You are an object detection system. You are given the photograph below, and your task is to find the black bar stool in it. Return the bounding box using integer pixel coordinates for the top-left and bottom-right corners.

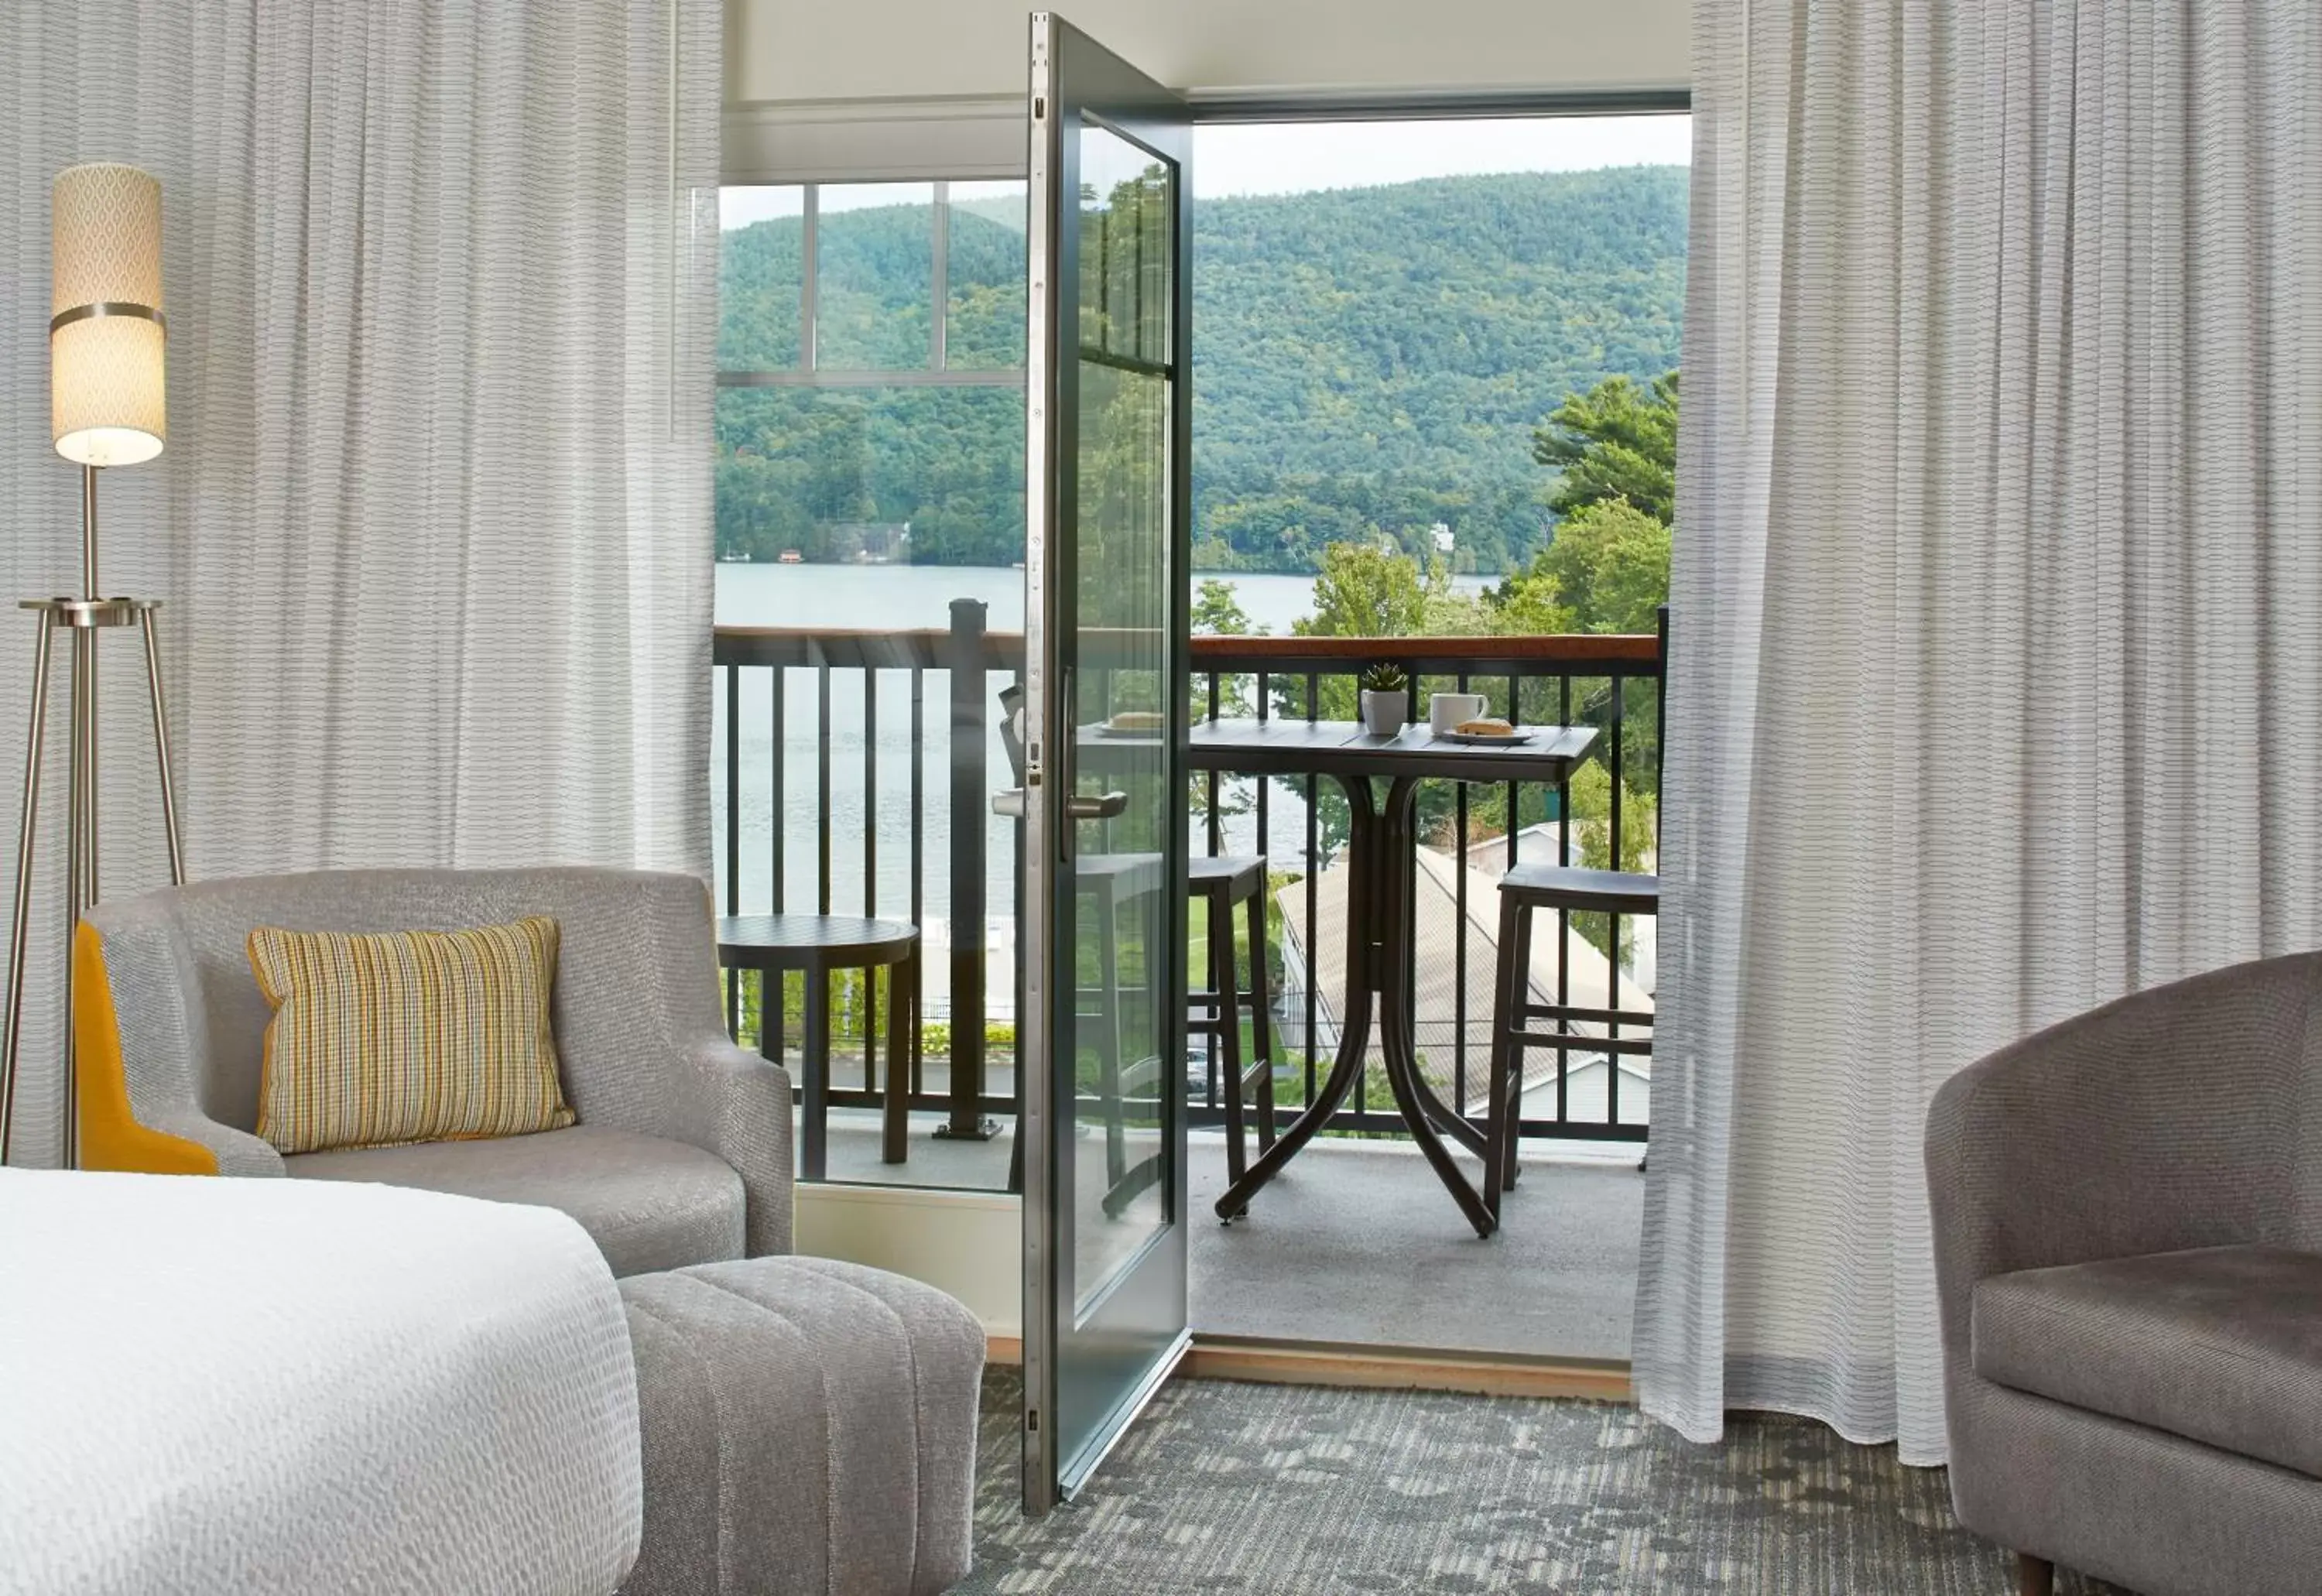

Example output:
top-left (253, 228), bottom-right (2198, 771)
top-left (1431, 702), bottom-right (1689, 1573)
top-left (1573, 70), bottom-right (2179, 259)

top-left (717, 915), bottom-right (920, 1183)
top-left (1484, 865), bottom-right (1657, 1219)
top-left (1070, 851), bottom-right (1168, 1200)
top-left (1066, 851), bottom-right (1278, 1219)
top-left (1187, 853), bottom-right (1279, 1185)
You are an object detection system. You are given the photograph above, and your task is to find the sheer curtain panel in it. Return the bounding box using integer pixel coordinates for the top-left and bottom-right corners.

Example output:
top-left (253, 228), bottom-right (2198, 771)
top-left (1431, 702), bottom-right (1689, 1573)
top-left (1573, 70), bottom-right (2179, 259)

top-left (1639, 0), bottom-right (2322, 1463)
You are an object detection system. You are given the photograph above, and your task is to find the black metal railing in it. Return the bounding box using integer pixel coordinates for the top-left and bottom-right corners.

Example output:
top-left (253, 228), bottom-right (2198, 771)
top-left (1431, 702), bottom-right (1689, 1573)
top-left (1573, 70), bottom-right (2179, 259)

top-left (711, 605), bottom-right (1664, 1174)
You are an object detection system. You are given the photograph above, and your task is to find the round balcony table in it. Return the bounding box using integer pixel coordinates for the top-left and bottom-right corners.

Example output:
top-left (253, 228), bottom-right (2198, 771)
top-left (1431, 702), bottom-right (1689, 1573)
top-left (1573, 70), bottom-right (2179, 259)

top-left (716, 915), bottom-right (920, 1182)
top-left (1079, 717), bottom-right (1599, 1237)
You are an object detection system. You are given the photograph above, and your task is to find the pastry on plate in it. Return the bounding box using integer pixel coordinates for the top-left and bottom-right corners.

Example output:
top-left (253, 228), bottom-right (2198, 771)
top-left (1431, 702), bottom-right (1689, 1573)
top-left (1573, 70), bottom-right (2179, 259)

top-left (1106, 710), bottom-right (1164, 731)
top-left (1454, 718), bottom-right (1515, 737)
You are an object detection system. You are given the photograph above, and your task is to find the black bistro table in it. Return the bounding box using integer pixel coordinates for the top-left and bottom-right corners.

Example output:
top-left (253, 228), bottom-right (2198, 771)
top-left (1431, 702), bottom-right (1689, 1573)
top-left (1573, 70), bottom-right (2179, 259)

top-left (1085, 716), bottom-right (1596, 1237)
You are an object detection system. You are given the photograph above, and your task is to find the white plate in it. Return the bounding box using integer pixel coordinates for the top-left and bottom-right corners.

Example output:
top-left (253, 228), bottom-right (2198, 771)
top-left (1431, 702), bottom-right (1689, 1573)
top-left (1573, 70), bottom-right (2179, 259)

top-left (1438, 728), bottom-right (1534, 745)
top-left (1094, 719), bottom-right (1165, 737)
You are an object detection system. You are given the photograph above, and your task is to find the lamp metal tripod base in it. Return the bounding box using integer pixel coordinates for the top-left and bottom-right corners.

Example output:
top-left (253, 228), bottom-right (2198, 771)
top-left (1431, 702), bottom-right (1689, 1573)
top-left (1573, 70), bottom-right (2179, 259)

top-left (0, 488), bottom-right (187, 1170)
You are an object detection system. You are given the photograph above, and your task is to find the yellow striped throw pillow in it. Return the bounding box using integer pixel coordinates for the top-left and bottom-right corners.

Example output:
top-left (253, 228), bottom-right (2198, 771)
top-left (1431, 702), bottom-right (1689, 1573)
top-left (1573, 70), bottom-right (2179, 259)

top-left (248, 917), bottom-right (574, 1155)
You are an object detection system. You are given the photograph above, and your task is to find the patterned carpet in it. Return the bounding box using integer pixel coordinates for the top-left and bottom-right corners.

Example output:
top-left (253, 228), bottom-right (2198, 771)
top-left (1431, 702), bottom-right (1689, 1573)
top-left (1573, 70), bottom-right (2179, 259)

top-left (952, 1370), bottom-right (2125, 1595)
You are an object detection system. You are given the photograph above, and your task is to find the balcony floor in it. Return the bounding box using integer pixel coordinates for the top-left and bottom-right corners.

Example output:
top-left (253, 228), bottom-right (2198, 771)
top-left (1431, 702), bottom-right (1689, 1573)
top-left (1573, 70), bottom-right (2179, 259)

top-left (1188, 1137), bottom-right (1642, 1361)
top-left (817, 1111), bottom-right (1642, 1361)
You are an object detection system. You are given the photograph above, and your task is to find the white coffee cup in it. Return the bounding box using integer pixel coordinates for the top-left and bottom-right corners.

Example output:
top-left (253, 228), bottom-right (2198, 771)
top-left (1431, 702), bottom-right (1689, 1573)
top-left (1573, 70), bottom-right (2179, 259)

top-left (1430, 692), bottom-right (1488, 735)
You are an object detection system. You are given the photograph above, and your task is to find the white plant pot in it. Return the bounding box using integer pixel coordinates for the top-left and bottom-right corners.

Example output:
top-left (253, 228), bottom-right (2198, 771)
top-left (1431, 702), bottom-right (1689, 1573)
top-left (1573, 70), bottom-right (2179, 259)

top-left (1359, 689), bottom-right (1407, 736)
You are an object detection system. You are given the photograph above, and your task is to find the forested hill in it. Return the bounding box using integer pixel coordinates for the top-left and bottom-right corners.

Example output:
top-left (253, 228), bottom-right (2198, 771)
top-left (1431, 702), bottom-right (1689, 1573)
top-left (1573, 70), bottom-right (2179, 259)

top-left (714, 165), bottom-right (1687, 574)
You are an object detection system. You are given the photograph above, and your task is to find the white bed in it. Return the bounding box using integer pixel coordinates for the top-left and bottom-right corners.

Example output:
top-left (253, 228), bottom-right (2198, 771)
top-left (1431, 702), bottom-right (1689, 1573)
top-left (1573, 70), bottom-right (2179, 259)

top-left (0, 1168), bottom-right (641, 1596)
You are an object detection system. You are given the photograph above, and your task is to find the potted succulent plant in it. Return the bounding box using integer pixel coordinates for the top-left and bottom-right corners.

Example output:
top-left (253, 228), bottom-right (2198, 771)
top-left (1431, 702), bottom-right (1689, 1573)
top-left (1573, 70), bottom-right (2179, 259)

top-left (1358, 662), bottom-right (1409, 735)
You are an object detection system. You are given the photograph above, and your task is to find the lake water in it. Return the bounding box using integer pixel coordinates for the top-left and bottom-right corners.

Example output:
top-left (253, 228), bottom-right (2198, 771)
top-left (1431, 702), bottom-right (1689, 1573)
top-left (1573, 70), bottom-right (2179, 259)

top-left (712, 560), bottom-right (1388, 635)
top-left (711, 560), bottom-right (1490, 1020)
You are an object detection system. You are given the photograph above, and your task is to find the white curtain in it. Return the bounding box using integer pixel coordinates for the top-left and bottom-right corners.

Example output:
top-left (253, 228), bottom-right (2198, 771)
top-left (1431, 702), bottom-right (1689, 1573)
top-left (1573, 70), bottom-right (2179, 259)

top-left (1640, 0), bottom-right (2322, 1463)
top-left (0, 0), bottom-right (720, 1169)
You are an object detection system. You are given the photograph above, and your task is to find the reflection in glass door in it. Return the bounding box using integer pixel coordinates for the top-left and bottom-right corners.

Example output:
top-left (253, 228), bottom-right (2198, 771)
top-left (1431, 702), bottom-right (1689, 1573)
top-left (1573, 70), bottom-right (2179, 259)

top-left (1020, 12), bottom-right (1193, 1514)
top-left (1068, 129), bottom-right (1174, 1313)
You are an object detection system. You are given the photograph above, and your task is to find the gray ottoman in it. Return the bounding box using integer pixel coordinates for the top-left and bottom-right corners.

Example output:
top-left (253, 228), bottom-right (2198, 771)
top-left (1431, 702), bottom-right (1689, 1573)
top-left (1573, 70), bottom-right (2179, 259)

top-left (615, 1256), bottom-right (985, 1596)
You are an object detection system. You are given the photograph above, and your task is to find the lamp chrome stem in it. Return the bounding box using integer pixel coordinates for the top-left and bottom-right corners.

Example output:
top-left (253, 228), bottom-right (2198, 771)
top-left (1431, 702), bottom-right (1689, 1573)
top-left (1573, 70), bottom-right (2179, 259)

top-left (82, 463), bottom-right (98, 598)
top-left (81, 465), bottom-right (98, 904)
top-left (0, 619), bottom-right (56, 1167)
top-left (60, 624), bottom-right (88, 1169)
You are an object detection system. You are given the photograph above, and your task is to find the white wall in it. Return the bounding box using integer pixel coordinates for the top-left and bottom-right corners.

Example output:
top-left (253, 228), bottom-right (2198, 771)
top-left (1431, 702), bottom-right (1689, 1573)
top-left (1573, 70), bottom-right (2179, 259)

top-left (725, 0), bottom-right (1690, 106)
top-left (794, 1184), bottom-right (1023, 1337)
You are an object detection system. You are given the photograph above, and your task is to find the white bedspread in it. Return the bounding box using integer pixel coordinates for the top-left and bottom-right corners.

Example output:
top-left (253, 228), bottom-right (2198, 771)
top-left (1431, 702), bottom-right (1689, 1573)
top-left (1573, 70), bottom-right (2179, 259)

top-left (0, 1169), bottom-right (641, 1596)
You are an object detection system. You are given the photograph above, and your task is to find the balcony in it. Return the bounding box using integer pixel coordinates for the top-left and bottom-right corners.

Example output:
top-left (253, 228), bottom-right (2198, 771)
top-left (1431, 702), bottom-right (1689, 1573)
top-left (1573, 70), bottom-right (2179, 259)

top-left (712, 611), bottom-right (1659, 1359)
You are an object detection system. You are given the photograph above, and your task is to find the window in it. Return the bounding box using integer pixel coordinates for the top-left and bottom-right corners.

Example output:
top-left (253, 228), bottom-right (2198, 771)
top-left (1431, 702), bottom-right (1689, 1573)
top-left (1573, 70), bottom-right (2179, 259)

top-left (716, 181), bottom-right (1029, 577)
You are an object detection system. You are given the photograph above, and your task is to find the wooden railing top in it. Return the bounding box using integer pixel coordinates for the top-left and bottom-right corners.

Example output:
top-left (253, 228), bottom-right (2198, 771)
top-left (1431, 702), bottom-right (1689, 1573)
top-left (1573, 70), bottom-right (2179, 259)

top-left (713, 627), bottom-right (1015, 670)
top-left (714, 625), bottom-right (1661, 673)
top-left (1191, 632), bottom-right (1660, 670)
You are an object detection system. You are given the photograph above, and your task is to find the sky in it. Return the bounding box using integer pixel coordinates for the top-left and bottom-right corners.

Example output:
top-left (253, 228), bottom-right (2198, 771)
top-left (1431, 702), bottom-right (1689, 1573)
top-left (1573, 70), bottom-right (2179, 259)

top-left (720, 114), bottom-right (1690, 228)
top-left (1193, 114), bottom-right (1689, 200)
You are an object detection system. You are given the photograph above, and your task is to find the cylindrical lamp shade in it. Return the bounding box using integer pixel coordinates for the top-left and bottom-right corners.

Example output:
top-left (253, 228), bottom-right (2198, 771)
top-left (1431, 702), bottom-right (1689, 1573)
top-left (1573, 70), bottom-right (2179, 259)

top-left (51, 163), bottom-right (166, 467)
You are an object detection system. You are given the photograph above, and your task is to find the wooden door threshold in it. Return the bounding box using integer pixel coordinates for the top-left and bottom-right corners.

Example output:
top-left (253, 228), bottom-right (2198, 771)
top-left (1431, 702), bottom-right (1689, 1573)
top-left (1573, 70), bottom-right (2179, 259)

top-left (986, 1332), bottom-right (1628, 1402)
top-left (1180, 1334), bottom-right (1631, 1402)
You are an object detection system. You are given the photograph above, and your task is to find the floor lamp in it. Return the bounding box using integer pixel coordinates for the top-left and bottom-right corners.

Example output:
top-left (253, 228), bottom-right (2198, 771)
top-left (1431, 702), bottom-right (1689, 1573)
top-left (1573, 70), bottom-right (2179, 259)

top-left (0, 163), bottom-right (187, 1169)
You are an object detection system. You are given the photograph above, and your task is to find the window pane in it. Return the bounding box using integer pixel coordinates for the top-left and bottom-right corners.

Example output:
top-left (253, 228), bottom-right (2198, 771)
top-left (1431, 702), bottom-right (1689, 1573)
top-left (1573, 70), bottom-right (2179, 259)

top-left (715, 386), bottom-right (1026, 568)
top-left (717, 186), bottom-right (804, 370)
top-left (944, 180), bottom-right (1027, 372)
top-left (816, 183), bottom-right (935, 370)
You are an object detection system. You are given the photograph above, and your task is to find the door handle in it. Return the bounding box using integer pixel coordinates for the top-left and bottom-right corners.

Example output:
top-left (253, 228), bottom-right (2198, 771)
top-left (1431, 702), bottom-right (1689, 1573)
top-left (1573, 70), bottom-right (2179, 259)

top-left (994, 788), bottom-right (1125, 820)
top-left (1037, 666), bottom-right (1132, 858)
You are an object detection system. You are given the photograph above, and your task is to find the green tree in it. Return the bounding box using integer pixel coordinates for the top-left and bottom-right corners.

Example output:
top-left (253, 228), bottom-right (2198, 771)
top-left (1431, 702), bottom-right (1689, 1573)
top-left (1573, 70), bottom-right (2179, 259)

top-left (1192, 577), bottom-right (1260, 638)
top-left (1531, 372), bottom-right (1679, 524)
top-left (1496, 495), bottom-right (1670, 636)
top-left (1193, 577), bottom-right (1263, 721)
top-left (1295, 543), bottom-right (1429, 639)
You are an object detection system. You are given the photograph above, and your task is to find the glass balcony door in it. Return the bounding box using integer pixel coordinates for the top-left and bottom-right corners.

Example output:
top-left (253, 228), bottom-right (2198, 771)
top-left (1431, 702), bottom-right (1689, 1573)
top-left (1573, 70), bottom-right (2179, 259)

top-left (1018, 11), bottom-right (1194, 1515)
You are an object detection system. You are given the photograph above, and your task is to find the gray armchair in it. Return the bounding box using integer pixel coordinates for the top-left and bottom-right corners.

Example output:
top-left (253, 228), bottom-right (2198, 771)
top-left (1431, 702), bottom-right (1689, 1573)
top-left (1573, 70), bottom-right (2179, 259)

top-left (1926, 952), bottom-right (2322, 1595)
top-left (77, 867), bottom-right (792, 1273)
